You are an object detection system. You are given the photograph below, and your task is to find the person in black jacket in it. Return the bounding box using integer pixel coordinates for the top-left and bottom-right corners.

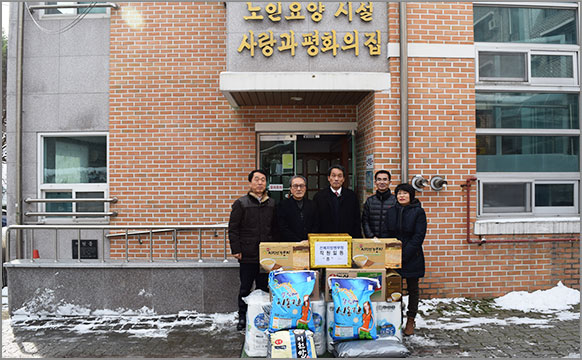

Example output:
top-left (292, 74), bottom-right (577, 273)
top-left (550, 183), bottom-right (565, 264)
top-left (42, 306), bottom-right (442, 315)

top-left (228, 169), bottom-right (278, 331)
top-left (313, 165), bottom-right (362, 238)
top-left (362, 170), bottom-right (396, 238)
top-left (385, 183), bottom-right (427, 336)
top-left (278, 175), bottom-right (319, 242)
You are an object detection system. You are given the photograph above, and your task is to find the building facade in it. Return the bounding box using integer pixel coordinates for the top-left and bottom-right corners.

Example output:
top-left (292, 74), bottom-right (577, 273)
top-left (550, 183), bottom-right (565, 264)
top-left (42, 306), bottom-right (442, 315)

top-left (6, 1), bottom-right (580, 308)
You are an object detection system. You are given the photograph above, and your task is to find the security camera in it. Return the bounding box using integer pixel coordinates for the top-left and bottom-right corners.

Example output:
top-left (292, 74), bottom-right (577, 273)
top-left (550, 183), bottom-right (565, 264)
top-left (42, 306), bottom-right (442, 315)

top-left (430, 176), bottom-right (448, 191)
top-left (411, 175), bottom-right (429, 192)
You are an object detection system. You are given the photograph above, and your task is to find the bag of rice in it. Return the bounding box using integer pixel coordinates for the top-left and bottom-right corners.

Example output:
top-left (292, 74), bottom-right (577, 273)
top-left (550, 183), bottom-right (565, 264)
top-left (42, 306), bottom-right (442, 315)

top-left (242, 289), bottom-right (270, 357)
top-left (267, 329), bottom-right (317, 358)
top-left (269, 270), bottom-right (317, 333)
top-left (376, 301), bottom-right (403, 341)
top-left (328, 276), bottom-right (379, 341)
top-left (311, 299), bottom-right (326, 356)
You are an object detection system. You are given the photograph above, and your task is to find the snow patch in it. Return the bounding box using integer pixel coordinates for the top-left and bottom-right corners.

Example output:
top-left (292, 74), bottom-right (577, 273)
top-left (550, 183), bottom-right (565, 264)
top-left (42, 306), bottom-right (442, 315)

top-left (494, 281), bottom-right (579, 313)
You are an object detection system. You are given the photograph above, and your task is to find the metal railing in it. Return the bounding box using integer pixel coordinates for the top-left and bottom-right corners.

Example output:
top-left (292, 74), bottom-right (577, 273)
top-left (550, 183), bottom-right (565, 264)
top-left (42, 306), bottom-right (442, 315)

top-left (5, 224), bottom-right (230, 263)
top-left (24, 197), bottom-right (118, 218)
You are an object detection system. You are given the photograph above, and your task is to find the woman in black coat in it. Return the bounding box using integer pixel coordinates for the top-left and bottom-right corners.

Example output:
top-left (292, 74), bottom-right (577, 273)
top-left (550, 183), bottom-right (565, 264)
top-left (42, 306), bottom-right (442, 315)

top-left (385, 183), bottom-right (427, 336)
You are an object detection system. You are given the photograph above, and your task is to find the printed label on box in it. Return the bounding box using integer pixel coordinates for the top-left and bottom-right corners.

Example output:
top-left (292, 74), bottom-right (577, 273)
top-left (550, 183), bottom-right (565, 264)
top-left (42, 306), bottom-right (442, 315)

top-left (313, 241), bottom-right (348, 266)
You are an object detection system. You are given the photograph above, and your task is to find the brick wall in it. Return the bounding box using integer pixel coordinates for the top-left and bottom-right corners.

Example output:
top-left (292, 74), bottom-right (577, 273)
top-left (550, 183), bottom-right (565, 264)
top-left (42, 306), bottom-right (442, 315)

top-left (108, 2), bottom-right (579, 293)
top-left (385, 2), bottom-right (579, 298)
top-left (109, 2), bottom-right (356, 260)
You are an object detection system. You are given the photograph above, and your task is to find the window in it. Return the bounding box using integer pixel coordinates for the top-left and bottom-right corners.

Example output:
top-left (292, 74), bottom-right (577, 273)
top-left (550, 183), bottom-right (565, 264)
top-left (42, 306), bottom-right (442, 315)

top-left (474, 6), bottom-right (576, 44)
top-left (480, 180), bottom-right (578, 215)
top-left (42, 2), bottom-right (109, 17)
top-left (39, 134), bottom-right (108, 222)
top-left (477, 50), bottom-right (578, 85)
top-left (474, 4), bottom-right (580, 218)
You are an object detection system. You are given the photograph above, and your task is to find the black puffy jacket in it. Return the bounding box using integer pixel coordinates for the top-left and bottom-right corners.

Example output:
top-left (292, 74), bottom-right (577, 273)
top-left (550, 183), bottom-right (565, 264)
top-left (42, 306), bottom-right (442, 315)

top-left (385, 199), bottom-right (427, 278)
top-left (228, 193), bottom-right (278, 264)
top-left (361, 190), bottom-right (396, 238)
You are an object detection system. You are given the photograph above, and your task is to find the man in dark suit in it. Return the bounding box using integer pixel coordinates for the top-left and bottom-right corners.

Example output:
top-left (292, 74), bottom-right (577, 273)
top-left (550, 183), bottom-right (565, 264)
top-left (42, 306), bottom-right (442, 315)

top-left (278, 175), bottom-right (319, 242)
top-left (313, 165), bottom-right (362, 238)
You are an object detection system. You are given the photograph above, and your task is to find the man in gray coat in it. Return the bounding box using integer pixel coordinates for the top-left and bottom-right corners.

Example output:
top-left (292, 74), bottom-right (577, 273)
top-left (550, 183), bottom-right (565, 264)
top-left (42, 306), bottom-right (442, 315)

top-left (361, 170), bottom-right (396, 238)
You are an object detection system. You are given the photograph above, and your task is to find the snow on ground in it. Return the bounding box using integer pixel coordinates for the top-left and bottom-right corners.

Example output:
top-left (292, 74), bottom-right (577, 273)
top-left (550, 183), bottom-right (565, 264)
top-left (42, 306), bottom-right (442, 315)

top-left (407, 281), bottom-right (579, 331)
top-left (2, 282), bottom-right (579, 339)
top-left (494, 281), bottom-right (579, 312)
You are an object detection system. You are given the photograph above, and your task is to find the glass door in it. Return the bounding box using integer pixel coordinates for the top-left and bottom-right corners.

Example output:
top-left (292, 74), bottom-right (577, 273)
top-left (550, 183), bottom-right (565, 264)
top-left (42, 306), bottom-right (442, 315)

top-left (259, 134), bottom-right (297, 204)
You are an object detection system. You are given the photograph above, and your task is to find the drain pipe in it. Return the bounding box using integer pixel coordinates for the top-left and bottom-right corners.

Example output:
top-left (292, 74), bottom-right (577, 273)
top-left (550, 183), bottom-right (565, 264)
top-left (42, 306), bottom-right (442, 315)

top-left (461, 177), bottom-right (478, 244)
top-left (399, 2), bottom-right (409, 183)
top-left (15, 2), bottom-right (25, 258)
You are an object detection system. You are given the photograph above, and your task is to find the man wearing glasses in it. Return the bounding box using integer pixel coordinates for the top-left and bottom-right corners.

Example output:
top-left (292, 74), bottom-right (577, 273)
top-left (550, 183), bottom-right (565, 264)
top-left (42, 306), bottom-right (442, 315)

top-left (362, 170), bottom-right (396, 238)
top-left (278, 175), bottom-right (319, 242)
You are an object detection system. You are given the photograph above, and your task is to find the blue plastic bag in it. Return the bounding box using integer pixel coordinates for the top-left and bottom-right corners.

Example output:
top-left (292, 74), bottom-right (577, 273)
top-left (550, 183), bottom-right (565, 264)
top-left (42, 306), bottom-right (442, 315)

top-left (328, 276), bottom-right (379, 341)
top-left (269, 270), bottom-right (317, 333)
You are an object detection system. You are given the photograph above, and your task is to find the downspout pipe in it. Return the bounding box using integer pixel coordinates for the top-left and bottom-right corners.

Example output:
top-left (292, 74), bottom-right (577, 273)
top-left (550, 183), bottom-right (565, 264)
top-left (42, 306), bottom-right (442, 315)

top-left (462, 176), bottom-right (477, 243)
top-left (399, 2), bottom-right (408, 183)
top-left (15, 3), bottom-right (24, 258)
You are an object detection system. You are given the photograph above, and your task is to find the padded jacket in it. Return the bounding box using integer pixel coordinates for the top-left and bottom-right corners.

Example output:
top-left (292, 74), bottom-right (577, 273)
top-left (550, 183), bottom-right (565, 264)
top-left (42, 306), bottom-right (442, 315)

top-left (385, 199), bottom-right (427, 278)
top-left (228, 193), bottom-right (278, 264)
top-left (361, 190), bottom-right (396, 238)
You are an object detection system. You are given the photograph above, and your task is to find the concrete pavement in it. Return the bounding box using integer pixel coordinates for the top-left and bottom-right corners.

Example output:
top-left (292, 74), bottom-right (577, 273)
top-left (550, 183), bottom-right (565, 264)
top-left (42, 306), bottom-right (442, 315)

top-left (2, 299), bottom-right (580, 358)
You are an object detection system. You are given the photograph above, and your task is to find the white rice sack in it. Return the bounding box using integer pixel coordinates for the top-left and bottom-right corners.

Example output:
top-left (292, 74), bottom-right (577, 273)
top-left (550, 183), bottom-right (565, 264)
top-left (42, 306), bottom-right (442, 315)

top-left (267, 329), bottom-right (317, 358)
top-left (311, 300), bottom-right (326, 356)
top-left (375, 301), bottom-right (402, 341)
top-left (325, 301), bottom-right (334, 354)
top-left (243, 290), bottom-right (270, 357)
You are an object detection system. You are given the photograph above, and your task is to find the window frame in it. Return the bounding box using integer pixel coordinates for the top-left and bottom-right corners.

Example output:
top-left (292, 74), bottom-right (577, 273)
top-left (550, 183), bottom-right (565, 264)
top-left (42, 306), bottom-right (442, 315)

top-left (37, 132), bottom-right (110, 224)
top-left (39, 2), bottom-right (111, 20)
top-left (478, 175), bottom-right (580, 217)
top-left (476, 45), bottom-right (579, 86)
top-left (474, 3), bottom-right (580, 219)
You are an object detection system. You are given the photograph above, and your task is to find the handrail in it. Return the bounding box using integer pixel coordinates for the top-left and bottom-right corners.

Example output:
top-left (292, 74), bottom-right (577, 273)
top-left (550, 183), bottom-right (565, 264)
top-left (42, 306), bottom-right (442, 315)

top-left (25, 212), bottom-right (118, 217)
top-left (28, 3), bottom-right (120, 12)
top-left (5, 224), bottom-right (230, 264)
top-left (25, 198), bottom-right (118, 203)
top-left (106, 223), bottom-right (228, 238)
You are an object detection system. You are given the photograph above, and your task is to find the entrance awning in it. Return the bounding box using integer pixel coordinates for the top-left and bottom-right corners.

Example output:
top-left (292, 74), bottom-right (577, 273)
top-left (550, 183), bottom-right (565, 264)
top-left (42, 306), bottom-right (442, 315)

top-left (219, 72), bottom-right (390, 108)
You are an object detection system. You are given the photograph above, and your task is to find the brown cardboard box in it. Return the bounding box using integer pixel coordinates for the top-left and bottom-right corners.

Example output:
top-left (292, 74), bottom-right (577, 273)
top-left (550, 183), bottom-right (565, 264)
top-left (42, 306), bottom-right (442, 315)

top-left (380, 238), bottom-right (402, 269)
top-left (259, 241), bottom-right (310, 272)
top-left (308, 234), bottom-right (352, 268)
top-left (351, 239), bottom-right (386, 269)
top-left (324, 268), bottom-right (386, 302)
top-left (385, 270), bottom-right (402, 302)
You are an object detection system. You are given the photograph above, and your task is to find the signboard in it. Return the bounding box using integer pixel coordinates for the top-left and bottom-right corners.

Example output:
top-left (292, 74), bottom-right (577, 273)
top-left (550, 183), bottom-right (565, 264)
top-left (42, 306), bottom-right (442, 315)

top-left (227, 2), bottom-right (388, 72)
top-left (269, 184), bottom-right (284, 191)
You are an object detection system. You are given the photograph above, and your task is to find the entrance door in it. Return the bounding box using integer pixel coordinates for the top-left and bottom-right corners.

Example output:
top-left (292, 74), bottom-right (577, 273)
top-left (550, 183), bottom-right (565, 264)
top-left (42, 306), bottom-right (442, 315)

top-left (259, 134), bottom-right (296, 204)
top-left (258, 132), bottom-right (355, 204)
top-left (296, 134), bottom-right (353, 200)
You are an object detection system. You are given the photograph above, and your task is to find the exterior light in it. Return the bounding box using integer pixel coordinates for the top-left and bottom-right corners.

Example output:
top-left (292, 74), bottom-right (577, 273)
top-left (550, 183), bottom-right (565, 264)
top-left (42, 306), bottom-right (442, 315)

top-left (430, 176), bottom-right (448, 191)
top-left (411, 175), bottom-right (429, 192)
top-left (290, 96), bottom-right (303, 102)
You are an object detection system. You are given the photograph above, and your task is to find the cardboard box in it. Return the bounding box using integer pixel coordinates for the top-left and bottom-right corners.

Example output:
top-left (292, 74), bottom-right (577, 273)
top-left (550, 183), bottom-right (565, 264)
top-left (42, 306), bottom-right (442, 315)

top-left (351, 239), bottom-right (386, 269)
top-left (385, 270), bottom-right (402, 302)
top-left (380, 238), bottom-right (402, 269)
top-left (324, 268), bottom-right (386, 302)
top-left (308, 234), bottom-right (352, 268)
top-left (259, 241), bottom-right (310, 272)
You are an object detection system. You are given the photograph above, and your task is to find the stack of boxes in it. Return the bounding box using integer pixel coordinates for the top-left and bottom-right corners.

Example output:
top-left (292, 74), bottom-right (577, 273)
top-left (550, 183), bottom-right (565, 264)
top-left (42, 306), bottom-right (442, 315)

top-left (259, 233), bottom-right (404, 351)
